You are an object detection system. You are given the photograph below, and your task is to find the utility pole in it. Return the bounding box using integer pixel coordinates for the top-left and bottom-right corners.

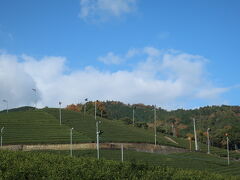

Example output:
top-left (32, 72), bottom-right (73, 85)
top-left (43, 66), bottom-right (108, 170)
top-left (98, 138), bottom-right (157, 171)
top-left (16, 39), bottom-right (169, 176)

top-left (193, 118), bottom-right (198, 151)
top-left (95, 101), bottom-right (100, 160)
top-left (226, 133), bottom-right (230, 165)
top-left (154, 105), bottom-right (157, 146)
top-left (2, 100), bottom-right (8, 114)
top-left (133, 106), bottom-right (136, 126)
top-left (207, 128), bottom-right (211, 154)
top-left (96, 121), bottom-right (99, 159)
top-left (121, 144), bottom-right (124, 162)
top-left (95, 101), bottom-right (97, 120)
top-left (59, 102), bottom-right (62, 125)
top-left (1, 127), bottom-right (4, 147)
top-left (70, 128), bottom-right (74, 157)
top-left (84, 98), bottom-right (88, 119)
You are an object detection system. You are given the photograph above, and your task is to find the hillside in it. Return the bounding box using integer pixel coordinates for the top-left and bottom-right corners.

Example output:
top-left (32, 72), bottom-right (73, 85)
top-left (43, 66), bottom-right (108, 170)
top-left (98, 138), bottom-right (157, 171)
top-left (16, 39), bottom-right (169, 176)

top-left (42, 107), bottom-right (240, 159)
top-left (75, 101), bottom-right (240, 150)
top-left (0, 109), bottom-right (90, 144)
top-left (44, 108), bottom-right (181, 147)
top-left (1, 107), bottom-right (239, 159)
top-left (0, 107), bottom-right (181, 147)
top-left (1, 107), bottom-right (240, 177)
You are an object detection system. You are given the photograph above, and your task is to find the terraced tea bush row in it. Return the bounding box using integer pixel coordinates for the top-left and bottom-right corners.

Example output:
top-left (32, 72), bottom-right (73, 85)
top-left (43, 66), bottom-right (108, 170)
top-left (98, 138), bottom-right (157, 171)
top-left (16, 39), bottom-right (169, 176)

top-left (0, 150), bottom-right (238, 180)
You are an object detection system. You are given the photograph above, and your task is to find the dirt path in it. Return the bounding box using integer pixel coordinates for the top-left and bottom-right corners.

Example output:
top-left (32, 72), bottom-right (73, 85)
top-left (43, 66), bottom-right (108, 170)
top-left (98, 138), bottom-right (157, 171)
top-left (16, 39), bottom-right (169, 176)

top-left (0, 143), bottom-right (187, 154)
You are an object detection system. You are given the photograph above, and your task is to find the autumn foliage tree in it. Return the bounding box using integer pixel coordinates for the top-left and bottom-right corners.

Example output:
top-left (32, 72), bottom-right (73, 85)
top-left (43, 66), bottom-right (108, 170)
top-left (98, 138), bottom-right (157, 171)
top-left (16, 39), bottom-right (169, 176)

top-left (66, 104), bottom-right (82, 112)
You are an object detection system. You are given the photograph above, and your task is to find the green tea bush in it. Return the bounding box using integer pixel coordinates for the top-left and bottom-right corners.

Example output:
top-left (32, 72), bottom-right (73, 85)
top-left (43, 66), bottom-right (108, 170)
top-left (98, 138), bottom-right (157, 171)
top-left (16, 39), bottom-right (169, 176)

top-left (0, 150), bottom-right (238, 180)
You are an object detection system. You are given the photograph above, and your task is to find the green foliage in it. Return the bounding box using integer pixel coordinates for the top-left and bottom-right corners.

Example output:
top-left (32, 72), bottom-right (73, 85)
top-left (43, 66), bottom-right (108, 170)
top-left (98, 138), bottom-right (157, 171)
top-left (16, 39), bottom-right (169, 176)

top-left (38, 149), bottom-right (240, 176)
top-left (156, 126), bottom-right (168, 134)
top-left (0, 150), bottom-right (238, 179)
top-left (135, 122), bottom-right (148, 129)
top-left (119, 117), bottom-right (132, 125)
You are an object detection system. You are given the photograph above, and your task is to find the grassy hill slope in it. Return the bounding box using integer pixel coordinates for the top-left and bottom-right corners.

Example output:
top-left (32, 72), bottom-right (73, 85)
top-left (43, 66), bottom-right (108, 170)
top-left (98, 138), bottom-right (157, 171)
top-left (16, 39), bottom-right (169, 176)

top-left (44, 108), bottom-right (180, 147)
top-left (1, 107), bottom-right (239, 160)
top-left (0, 110), bottom-right (90, 144)
top-left (1, 107), bottom-right (240, 177)
top-left (0, 107), bottom-right (181, 146)
top-left (45, 107), bottom-right (240, 159)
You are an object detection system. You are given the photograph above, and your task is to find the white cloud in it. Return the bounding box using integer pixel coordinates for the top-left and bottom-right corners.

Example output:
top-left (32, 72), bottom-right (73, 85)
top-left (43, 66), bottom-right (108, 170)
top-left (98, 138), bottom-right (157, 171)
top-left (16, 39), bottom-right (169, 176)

top-left (79, 0), bottom-right (137, 22)
top-left (21, 55), bottom-right (67, 83)
top-left (143, 47), bottom-right (161, 57)
top-left (0, 48), bottom-right (229, 110)
top-left (0, 54), bottom-right (39, 109)
top-left (196, 87), bottom-right (229, 99)
top-left (0, 49), bottom-right (7, 54)
top-left (125, 48), bottom-right (139, 58)
top-left (99, 46), bottom-right (161, 65)
top-left (98, 52), bottom-right (123, 65)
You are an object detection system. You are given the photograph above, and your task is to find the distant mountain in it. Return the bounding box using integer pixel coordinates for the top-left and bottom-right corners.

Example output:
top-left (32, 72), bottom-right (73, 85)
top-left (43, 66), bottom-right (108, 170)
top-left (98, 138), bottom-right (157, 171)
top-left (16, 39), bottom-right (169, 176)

top-left (0, 106), bottom-right (35, 113)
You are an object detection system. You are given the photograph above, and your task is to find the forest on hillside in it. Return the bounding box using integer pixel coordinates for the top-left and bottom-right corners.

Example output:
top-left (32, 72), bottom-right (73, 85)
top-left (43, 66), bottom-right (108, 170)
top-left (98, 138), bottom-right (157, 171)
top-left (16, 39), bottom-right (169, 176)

top-left (66, 101), bottom-right (240, 150)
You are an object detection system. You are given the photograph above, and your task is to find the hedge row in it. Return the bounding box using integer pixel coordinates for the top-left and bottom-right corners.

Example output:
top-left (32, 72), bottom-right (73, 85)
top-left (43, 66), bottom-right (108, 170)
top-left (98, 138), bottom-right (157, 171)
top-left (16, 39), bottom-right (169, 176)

top-left (0, 150), bottom-right (238, 180)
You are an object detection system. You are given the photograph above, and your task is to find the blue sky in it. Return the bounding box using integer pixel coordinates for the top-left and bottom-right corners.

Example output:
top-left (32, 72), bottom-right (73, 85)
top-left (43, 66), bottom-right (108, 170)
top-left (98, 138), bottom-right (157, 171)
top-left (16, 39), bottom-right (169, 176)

top-left (0, 0), bottom-right (240, 110)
